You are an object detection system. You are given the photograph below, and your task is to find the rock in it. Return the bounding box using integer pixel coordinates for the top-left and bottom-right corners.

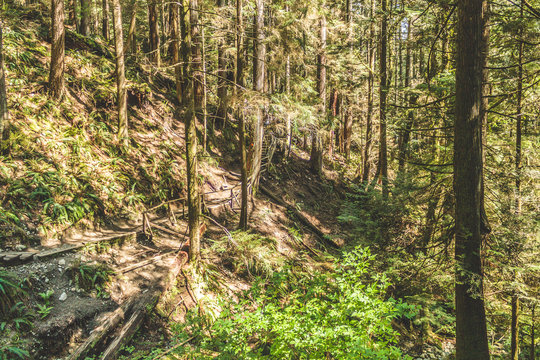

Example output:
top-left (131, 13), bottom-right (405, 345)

top-left (58, 259), bottom-right (66, 266)
top-left (59, 292), bottom-right (67, 301)
top-left (44, 278), bottom-right (49, 283)
top-left (15, 244), bottom-right (27, 251)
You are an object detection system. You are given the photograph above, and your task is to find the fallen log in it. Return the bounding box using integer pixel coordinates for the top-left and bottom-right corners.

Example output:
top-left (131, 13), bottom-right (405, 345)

top-left (101, 290), bottom-right (161, 360)
top-left (68, 296), bottom-right (139, 360)
top-left (259, 185), bottom-right (339, 249)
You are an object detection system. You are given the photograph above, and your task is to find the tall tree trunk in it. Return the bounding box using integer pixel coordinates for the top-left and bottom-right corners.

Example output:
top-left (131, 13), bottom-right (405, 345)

top-left (102, 0), bottom-right (109, 40)
top-left (202, 27), bottom-right (207, 152)
top-left (49, 0), bottom-right (65, 99)
top-left (310, 14), bottom-right (326, 175)
top-left (511, 4), bottom-right (524, 359)
top-left (531, 304), bottom-right (536, 360)
top-left (361, 0), bottom-right (375, 183)
top-left (454, 0), bottom-right (490, 355)
top-left (68, 0), bottom-right (77, 27)
top-left (398, 19), bottom-right (413, 174)
top-left (378, 0), bottom-right (389, 198)
top-left (169, 2), bottom-right (181, 101)
top-left (216, 0), bottom-right (229, 129)
top-left (111, 0), bottom-right (128, 144)
top-left (148, 0), bottom-right (161, 66)
top-left (80, 0), bottom-right (90, 36)
top-left (251, 0), bottom-right (265, 192)
top-left (0, 22), bottom-right (7, 140)
top-left (516, 0), bottom-right (523, 214)
top-left (237, 0), bottom-right (248, 230)
top-left (179, 0), bottom-right (201, 262)
top-left (285, 53), bottom-right (291, 157)
top-left (511, 294), bottom-right (520, 360)
top-left (125, 1), bottom-right (137, 53)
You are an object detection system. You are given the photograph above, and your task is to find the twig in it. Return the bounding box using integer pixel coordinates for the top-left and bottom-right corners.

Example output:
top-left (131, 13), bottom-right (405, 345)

top-left (151, 336), bottom-right (196, 360)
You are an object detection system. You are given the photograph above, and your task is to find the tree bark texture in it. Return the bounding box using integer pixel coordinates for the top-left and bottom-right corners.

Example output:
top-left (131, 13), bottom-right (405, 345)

top-left (148, 0), bottom-right (161, 66)
top-left (111, 0), bottom-right (128, 143)
top-left (0, 23), bottom-right (7, 139)
top-left (80, 0), bottom-right (90, 36)
top-left (310, 14), bottom-right (326, 175)
top-left (378, 0), bottom-right (389, 198)
top-left (453, 0), bottom-right (490, 355)
top-left (102, 0), bottom-right (109, 40)
top-left (49, 0), bottom-right (65, 99)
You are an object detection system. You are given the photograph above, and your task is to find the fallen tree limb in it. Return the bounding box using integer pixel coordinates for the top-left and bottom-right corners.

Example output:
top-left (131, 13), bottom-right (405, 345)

top-left (148, 222), bottom-right (188, 239)
top-left (116, 250), bottom-right (176, 274)
top-left (101, 290), bottom-right (161, 360)
top-left (259, 185), bottom-right (339, 249)
top-left (68, 296), bottom-right (139, 360)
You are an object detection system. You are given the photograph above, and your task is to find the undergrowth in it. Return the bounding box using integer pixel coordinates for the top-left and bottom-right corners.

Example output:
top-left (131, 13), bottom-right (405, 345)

top-left (154, 247), bottom-right (416, 359)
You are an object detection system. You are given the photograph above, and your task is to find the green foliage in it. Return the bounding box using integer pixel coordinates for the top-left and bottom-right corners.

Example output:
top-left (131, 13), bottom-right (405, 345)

top-left (0, 270), bottom-right (26, 317)
top-left (168, 247), bottom-right (415, 359)
top-left (67, 261), bottom-right (113, 297)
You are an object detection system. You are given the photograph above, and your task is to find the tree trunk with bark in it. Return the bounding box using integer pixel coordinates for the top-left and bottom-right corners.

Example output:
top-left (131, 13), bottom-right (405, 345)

top-left (310, 14), bottom-right (326, 175)
top-left (511, 293), bottom-right (520, 360)
top-left (361, 0), bottom-right (375, 183)
top-left (179, 0), bottom-right (201, 262)
top-left (237, 0), bottom-right (248, 230)
top-left (453, 0), bottom-right (490, 355)
top-left (111, 0), bottom-right (128, 144)
top-left (378, 0), bottom-right (389, 198)
top-left (125, 1), bottom-right (137, 53)
top-left (49, 0), bottom-right (65, 99)
top-left (251, 0), bottom-right (265, 192)
top-left (148, 0), bottom-right (161, 66)
top-left (0, 22), bottom-right (7, 140)
top-left (102, 0), bottom-right (109, 40)
top-left (80, 0), bottom-right (91, 36)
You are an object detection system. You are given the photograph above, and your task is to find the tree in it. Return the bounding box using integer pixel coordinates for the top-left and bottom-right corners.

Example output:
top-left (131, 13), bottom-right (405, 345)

top-left (237, 0), bottom-right (248, 230)
top-left (453, 0), bottom-right (491, 356)
top-left (80, 0), bottom-right (91, 36)
top-left (111, 0), bottom-right (128, 144)
top-left (125, 0), bottom-right (138, 53)
top-left (250, 0), bottom-right (265, 192)
top-left (180, 0), bottom-right (201, 262)
top-left (361, 0), bottom-right (375, 183)
top-left (378, 0), bottom-right (389, 198)
top-left (102, 0), bottom-right (110, 40)
top-left (148, 0), bottom-right (161, 66)
top-left (49, 0), bottom-right (65, 99)
top-left (310, 13), bottom-right (326, 175)
top-left (0, 21), bottom-right (7, 139)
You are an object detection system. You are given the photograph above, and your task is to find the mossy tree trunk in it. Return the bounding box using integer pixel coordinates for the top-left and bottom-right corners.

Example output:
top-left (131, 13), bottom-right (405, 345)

top-left (111, 0), bottom-right (128, 144)
top-left (179, 0), bottom-right (201, 262)
top-left (49, 0), bottom-right (65, 100)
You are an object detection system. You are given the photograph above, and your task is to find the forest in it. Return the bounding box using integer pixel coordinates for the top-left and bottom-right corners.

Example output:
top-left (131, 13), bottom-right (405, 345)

top-left (0, 0), bottom-right (538, 357)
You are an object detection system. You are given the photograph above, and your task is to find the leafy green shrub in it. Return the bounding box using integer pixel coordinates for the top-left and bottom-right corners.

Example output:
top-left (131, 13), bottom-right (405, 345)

top-left (169, 247), bottom-right (415, 359)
